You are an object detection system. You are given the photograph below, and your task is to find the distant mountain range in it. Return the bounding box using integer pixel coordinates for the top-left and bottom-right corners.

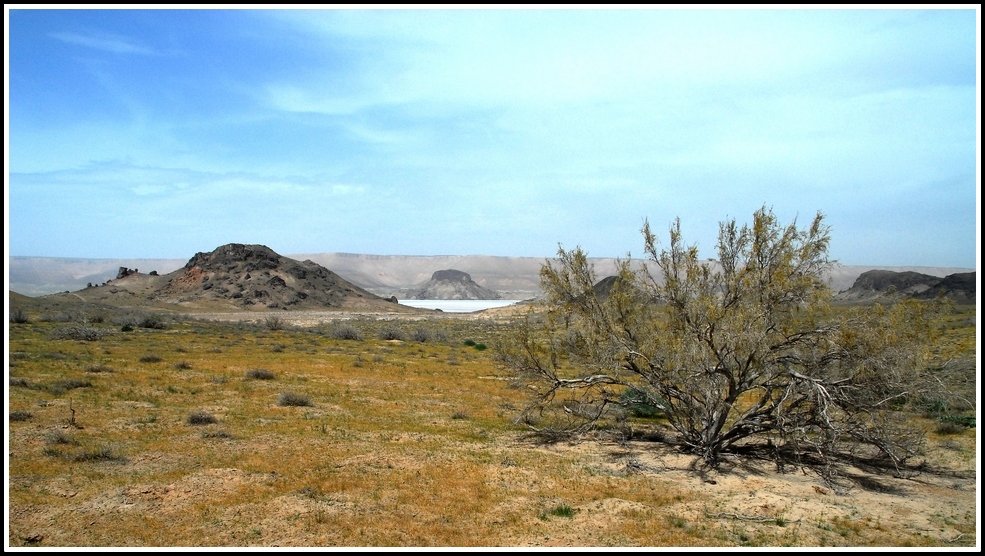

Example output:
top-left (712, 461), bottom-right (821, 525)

top-left (8, 251), bottom-right (976, 302)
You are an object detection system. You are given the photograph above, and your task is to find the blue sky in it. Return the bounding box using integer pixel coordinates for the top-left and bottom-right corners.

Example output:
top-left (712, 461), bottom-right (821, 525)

top-left (5, 7), bottom-right (979, 267)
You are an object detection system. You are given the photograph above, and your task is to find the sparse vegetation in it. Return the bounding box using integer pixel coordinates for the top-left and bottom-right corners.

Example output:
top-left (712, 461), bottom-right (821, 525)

top-left (5, 292), bottom-right (975, 547)
top-left (139, 354), bottom-right (163, 363)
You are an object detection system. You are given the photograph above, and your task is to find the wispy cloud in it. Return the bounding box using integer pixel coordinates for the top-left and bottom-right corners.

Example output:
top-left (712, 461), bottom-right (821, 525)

top-left (50, 31), bottom-right (157, 55)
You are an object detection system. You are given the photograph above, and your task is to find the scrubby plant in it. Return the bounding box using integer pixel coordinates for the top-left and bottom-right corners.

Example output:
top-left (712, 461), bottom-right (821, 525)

top-left (9, 411), bottom-right (32, 422)
top-left (139, 355), bottom-right (163, 364)
top-left (245, 368), bottom-right (276, 380)
top-left (278, 392), bottom-right (313, 407)
top-left (411, 328), bottom-right (433, 343)
top-left (501, 206), bottom-right (951, 482)
top-left (378, 326), bottom-right (406, 341)
top-left (139, 314), bottom-right (168, 329)
top-left (187, 410), bottom-right (218, 425)
top-left (85, 364), bottom-right (114, 373)
top-left (72, 446), bottom-right (126, 463)
top-left (45, 430), bottom-right (79, 445)
top-left (328, 324), bottom-right (363, 341)
top-left (10, 308), bottom-right (29, 324)
top-left (50, 324), bottom-right (109, 342)
top-left (48, 379), bottom-right (93, 395)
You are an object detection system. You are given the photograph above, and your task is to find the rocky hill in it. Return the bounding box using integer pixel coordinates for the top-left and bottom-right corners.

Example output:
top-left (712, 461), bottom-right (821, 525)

top-left (914, 271), bottom-right (976, 304)
top-left (35, 243), bottom-right (410, 312)
top-left (151, 243), bottom-right (393, 310)
top-left (405, 269), bottom-right (502, 300)
top-left (836, 270), bottom-right (976, 304)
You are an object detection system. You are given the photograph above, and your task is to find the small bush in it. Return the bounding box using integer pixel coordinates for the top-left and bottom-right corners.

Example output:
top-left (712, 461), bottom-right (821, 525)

top-left (10, 308), bottom-right (29, 324)
top-left (540, 503), bottom-right (576, 520)
top-left (451, 411), bottom-right (469, 420)
top-left (411, 328), bottom-right (432, 343)
top-left (121, 323), bottom-right (135, 332)
top-left (187, 410), bottom-right (218, 425)
top-left (9, 410), bottom-right (32, 422)
top-left (85, 364), bottom-right (114, 373)
top-left (328, 324), bottom-right (363, 341)
top-left (139, 314), bottom-right (168, 329)
top-left (378, 326), bottom-right (406, 341)
top-left (202, 430), bottom-right (234, 439)
top-left (174, 361), bottom-right (193, 370)
top-left (463, 339), bottom-right (477, 347)
top-left (278, 392), bottom-right (313, 407)
top-left (48, 379), bottom-right (93, 395)
top-left (264, 316), bottom-right (285, 330)
top-left (50, 325), bottom-right (108, 342)
top-left (473, 343), bottom-right (487, 351)
top-left (46, 430), bottom-right (78, 445)
top-left (10, 377), bottom-right (33, 388)
top-left (139, 355), bottom-right (163, 364)
top-left (245, 368), bottom-right (276, 380)
top-left (72, 446), bottom-right (126, 463)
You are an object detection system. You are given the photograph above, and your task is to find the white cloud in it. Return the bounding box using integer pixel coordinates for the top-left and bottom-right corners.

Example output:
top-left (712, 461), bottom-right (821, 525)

top-left (49, 31), bottom-right (157, 55)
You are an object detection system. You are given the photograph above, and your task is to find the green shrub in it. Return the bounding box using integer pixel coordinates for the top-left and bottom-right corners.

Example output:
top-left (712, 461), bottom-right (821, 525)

top-left (619, 386), bottom-right (666, 419)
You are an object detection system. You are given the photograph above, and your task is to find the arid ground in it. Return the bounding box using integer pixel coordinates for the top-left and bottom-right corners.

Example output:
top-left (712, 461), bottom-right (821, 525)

top-left (6, 305), bottom-right (978, 548)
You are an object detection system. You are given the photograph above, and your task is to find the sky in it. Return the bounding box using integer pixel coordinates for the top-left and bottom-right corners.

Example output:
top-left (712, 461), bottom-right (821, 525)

top-left (4, 6), bottom-right (980, 267)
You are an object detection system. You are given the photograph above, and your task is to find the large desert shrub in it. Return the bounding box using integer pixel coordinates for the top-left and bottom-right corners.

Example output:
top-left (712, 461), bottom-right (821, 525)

top-left (500, 207), bottom-right (948, 481)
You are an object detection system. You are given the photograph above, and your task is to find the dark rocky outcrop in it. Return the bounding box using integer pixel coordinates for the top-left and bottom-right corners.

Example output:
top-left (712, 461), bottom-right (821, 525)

top-left (915, 272), bottom-right (976, 304)
top-left (836, 269), bottom-right (976, 304)
top-left (152, 243), bottom-right (384, 309)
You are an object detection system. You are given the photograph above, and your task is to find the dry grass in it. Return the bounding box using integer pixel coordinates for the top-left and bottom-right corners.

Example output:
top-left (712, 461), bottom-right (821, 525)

top-left (6, 308), bottom-right (977, 548)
